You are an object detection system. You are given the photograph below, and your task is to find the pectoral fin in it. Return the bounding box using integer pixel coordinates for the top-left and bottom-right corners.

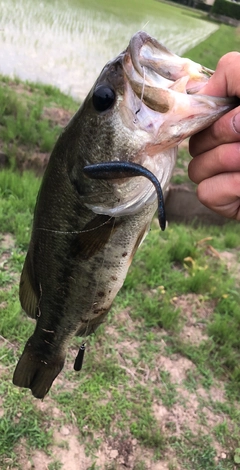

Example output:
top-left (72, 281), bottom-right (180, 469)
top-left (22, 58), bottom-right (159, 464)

top-left (71, 214), bottom-right (118, 259)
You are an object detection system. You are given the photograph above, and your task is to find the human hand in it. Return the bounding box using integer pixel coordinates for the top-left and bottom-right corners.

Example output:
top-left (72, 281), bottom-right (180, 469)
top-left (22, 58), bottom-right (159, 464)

top-left (188, 52), bottom-right (240, 220)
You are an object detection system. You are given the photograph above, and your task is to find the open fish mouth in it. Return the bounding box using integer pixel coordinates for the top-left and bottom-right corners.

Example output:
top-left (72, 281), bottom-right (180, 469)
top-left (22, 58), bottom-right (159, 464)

top-left (125, 31), bottom-right (213, 99)
top-left (123, 30), bottom-right (236, 147)
top-left (84, 31), bottom-right (237, 220)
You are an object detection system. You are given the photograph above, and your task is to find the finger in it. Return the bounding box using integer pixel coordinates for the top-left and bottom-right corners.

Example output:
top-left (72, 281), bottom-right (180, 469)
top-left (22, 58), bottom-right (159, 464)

top-left (189, 107), bottom-right (240, 157)
top-left (189, 52), bottom-right (240, 157)
top-left (198, 52), bottom-right (240, 98)
top-left (188, 142), bottom-right (240, 184)
top-left (197, 172), bottom-right (240, 221)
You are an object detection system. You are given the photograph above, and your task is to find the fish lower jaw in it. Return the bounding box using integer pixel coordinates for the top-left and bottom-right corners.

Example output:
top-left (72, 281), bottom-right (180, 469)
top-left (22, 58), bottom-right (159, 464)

top-left (84, 189), bottom-right (157, 218)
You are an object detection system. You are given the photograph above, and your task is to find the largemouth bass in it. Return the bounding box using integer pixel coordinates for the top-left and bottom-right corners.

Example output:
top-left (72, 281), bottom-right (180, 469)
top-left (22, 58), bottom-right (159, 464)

top-left (13, 31), bottom-right (236, 398)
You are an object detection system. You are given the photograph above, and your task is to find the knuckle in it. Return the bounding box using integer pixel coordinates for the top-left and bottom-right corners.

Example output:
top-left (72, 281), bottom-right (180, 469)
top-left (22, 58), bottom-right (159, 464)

top-left (196, 183), bottom-right (208, 206)
top-left (188, 159), bottom-right (199, 184)
top-left (232, 172), bottom-right (240, 193)
top-left (209, 119), bottom-right (224, 144)
top-left (189, 136), bottom-right (197, 157)
top-left (217, 52), bottom-right (240, 69)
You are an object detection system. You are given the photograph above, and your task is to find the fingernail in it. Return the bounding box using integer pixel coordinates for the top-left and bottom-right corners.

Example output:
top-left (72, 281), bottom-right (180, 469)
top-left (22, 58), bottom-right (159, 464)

top-left (232, 112), bottom-right (240, 134)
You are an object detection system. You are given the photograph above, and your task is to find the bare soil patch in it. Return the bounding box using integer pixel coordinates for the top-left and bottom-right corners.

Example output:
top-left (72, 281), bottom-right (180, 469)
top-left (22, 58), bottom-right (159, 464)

top-left (42, 107), bottom-right (73, 128)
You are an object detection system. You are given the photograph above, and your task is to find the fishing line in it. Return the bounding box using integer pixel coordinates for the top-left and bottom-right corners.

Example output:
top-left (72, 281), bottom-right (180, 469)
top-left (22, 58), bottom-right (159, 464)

top-left (35, 216), bottom-right (114, 235)
top-left (135, 66), bottom-right (146, 116)
top-left (141, 21), bottom-right (150, 31)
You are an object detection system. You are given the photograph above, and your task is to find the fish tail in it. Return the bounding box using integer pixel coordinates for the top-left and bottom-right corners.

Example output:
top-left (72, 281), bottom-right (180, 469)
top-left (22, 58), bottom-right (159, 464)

top-left (13, 339), bottom-right (65, 399)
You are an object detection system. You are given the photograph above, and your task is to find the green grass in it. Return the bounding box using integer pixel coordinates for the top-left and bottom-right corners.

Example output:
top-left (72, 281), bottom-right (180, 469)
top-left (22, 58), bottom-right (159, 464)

top-left (0, 170), bottom-right (41, 247)
top-left (120, 224), bottom-right (240, 391)
top-left (1, 21), bottom-right (240, 470)
top-left (185, 23), bottom-right (240, 70)
top-left (0, 75), bottom-right (78, 165)
top-left (74, 0), bottom-right (205, 23)
top-left (173, 432), bottom-right (233, 470)
top-left (0, 381), bottom-right (52, 460)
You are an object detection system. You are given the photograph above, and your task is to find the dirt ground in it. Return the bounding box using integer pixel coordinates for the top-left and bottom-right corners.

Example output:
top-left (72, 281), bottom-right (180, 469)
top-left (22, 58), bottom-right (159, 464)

top-left (1, 101), bottom-right (240, 470)
top-left (1, 231), bottom-right (239, 470)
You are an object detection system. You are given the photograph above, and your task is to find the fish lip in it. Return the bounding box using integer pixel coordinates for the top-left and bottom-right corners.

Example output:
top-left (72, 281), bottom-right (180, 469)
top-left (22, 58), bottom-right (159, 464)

top-left (127, 31), bottom-right (153, 79)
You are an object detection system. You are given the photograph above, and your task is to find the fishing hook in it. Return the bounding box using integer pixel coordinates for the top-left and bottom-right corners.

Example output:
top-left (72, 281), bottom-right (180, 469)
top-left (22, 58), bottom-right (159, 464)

top-left (74, 342), bottom-right (86, 371)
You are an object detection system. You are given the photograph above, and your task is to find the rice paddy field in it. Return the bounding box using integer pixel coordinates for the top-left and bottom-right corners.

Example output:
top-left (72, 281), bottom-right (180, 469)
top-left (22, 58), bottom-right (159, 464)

top-left (0, 0), bottom-right (219, 99)
top-left (0, 1), bottom-right (240, 469)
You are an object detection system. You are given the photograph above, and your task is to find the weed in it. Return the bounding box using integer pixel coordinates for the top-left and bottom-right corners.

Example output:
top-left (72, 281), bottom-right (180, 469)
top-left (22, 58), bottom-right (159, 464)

top-left (0, 286), bottom-right (33, 343)
top-left (154, 370), bottom-right (178, 408)
top-left (0, 75), bottom-right (78, 161)
top-left (213, 421), bottom-right (230, 446)
top-left (48, 461), bottom-right (63, 470)
top-left (132, 463), bottom-right (147, 470)
top-left (0, 384), bottom-right (53, 457)
top-left (173, 431), bottom-right (233, 470)
top-left (0, 169), bottom-right (40, 247)
top-left (183, 369), bottom-right (199, 392)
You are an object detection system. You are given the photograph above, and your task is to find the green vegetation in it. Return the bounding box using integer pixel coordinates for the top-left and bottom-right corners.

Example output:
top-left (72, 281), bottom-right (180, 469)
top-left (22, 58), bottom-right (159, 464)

top-left (211, 0), bottom-right (240, 21)
top-left (185, 23), bottom-right (240, 70)
top-left (0, 382), bottom-right (53, 460)
top-left (1, 164), bottom-right (240, 468)
top-left (72, 0), bottom-right (208, 24)
top-left (0, 170), bottom-right (41, 247)
top-left (0, 16), bottom-right (240, 470)
top-left (0, 77), bottom-right (78, 167)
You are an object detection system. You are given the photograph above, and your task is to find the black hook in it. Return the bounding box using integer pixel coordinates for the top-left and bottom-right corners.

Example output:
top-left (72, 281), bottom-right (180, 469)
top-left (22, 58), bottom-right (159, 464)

top-left (74, 342), bottom-right (86, 371)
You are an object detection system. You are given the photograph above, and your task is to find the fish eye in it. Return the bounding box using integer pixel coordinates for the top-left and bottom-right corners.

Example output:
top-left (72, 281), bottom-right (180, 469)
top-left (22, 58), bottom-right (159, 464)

top-left (92, 85), bottom-right (116, 112)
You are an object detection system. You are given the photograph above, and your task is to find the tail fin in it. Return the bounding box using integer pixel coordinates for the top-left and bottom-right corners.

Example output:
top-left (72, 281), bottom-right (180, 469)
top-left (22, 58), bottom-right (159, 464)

top-left (13, 341), bottom-right (65, 399)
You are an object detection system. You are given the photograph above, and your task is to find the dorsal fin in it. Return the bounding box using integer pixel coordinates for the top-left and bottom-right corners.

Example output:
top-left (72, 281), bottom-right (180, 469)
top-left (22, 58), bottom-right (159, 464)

top-left (19, 253), bottom-right (39, 318)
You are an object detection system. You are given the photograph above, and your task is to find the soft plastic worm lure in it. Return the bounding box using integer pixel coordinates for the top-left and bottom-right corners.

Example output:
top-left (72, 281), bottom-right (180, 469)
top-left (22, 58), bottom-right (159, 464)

top-left (83, 161), bottom-right (166, 231)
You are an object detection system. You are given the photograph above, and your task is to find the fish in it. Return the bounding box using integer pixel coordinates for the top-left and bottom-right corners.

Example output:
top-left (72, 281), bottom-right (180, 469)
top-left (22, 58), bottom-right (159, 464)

top-left (13, 31), bottom-right (237, 399)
